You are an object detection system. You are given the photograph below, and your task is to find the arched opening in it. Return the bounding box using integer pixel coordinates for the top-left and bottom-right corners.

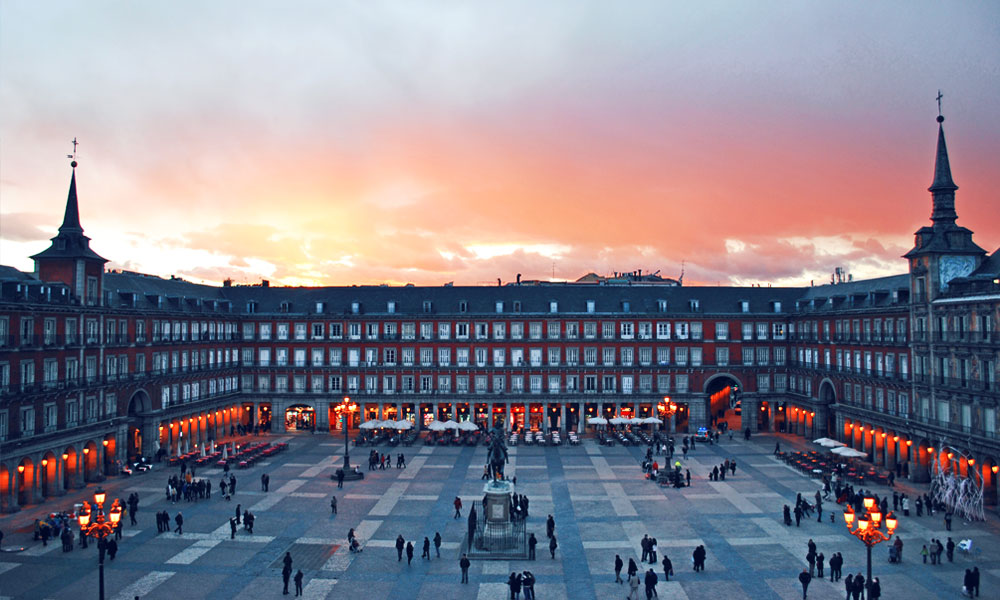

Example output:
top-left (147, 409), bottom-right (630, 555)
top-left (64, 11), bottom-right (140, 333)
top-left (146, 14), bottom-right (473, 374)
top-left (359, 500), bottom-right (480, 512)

top-left (0, 464), bottom-right (10, 511)
top-left (82, 441), bottom-right (99, 481)
top-left (126, 391), bottom-right (151, 461)
top-left (758, 400), bottom-right (772, 432)
top-left (704, 374), bottom-right (743, 431)
top-left (982, 459), bottom-right (998, 507)
top-left (17, 459), bottom-right (34, 506)
top-left (285, 404), bottom-right (316, 431)
top-left (63, 447), bottom-right (78, 490)
top-left (40, 452), bottom-right (57, 498)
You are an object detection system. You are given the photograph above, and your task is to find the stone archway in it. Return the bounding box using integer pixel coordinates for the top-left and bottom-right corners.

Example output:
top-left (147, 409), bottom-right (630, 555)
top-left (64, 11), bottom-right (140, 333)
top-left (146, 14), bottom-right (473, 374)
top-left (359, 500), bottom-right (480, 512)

top-left (126, 390), bottom-right (152, 461)
top-left (704, 373), bottom-right (744, 430)
top-left (63, 447), bottom-right (79, 490)
top-left (40, 452), bottom-right (58, 498)
top-left (17, 458), bottom-right (35, 506)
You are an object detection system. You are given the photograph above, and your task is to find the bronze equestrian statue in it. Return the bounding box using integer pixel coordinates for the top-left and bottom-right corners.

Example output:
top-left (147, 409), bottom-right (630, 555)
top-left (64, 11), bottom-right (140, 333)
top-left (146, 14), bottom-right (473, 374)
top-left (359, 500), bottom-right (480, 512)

top-left (487, 425), bottom-right (509, 480)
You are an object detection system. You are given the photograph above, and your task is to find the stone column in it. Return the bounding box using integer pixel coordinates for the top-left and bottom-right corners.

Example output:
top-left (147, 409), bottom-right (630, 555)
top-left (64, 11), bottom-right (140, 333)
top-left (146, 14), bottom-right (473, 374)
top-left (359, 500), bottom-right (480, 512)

top-left (740, 398), bottom-right (757, 433)
top-left (543, 403), bottom-right (550, 433)
top-left (688, 394), bottom-right (709, 432)
top-left (560, 404), bottom-right (567, 435)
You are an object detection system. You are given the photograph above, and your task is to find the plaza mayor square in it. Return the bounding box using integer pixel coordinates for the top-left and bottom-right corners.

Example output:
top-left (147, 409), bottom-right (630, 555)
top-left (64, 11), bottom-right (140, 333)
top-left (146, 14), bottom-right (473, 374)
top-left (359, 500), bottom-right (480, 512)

top-left (1, 3), bottom-right (999, 599)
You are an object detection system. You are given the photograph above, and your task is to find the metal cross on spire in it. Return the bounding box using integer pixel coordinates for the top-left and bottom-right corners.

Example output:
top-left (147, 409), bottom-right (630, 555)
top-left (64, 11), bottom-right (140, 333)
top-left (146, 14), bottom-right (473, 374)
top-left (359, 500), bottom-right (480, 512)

top-left (936, 90), bottom-right (943, 117)
top-left (68, 137), bottom-right (79, 167)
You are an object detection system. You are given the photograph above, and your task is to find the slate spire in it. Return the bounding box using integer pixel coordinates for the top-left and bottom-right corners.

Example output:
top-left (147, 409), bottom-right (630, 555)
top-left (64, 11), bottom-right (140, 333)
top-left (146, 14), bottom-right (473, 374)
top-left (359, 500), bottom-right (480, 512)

top-left (928, 115), bottom-right (958, 225)
top-left (59, 165), bottom-right (83, 233)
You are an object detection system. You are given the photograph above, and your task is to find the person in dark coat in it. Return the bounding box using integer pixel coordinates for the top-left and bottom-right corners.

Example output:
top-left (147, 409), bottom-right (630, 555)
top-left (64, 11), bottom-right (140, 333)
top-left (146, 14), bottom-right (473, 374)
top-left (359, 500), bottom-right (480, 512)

top-left (844, 574), bottom-right (854, 599)
top-left (406, 541), bottom-right (414, 565)
top-left (628, 557), bottom-right (639, 581)
top-left (460, 554), bottom-right (471, 583)
top-left (174, 512), bottom-right (183, 534)
top-left (282, 564), bottom-right (292, 595)
top-left (546, 515), bottom-right (555, 538)
top-left (229, 517), bottom-right (237, 539)
top-left (548, 535), bottom-right (557, 559)
top-left (507, 572), bottom-right (522, 600)
top-left (852, 572), bottom-right (865, 600)
top-left (971, 566), bottom-right (980, 597)
top-left (330, 496), bottom-right (337, 514)
top-left (799, 569), bottom-right (812, 599)
top-left (396, 535), bottom-right (405, 561)
top-left (784, 505), bottom-right (793, 526)
top-left (662, 554), bottom-right (673, 581)
top-left (293, 570), bottom-right (303, 596)
top-left (433, 531), bottom-right (442, 557)
top-left (644, 568), bottom-right (658, 599)
top-left (869, 577), bottom-right (881, 600)
top-left (421, 537), bottom-right (431, 559)
top-left (528, 533), bottom-right (537, 560)
top-left (615, 554), bottom-right (624, 583)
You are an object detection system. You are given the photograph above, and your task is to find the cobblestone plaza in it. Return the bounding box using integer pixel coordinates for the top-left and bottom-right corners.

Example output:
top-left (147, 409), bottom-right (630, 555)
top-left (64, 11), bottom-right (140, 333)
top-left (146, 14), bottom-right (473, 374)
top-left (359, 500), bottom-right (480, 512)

top-left (1, 430), bottom-right (998, 599)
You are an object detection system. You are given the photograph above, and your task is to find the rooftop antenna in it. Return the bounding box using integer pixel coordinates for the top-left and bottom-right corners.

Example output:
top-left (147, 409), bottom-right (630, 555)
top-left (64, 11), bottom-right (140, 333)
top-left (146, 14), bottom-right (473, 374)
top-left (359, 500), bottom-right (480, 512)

top-left (678, 260), bottom-right (685, 286)
top-left (551, 261), bottom-right (556, 280)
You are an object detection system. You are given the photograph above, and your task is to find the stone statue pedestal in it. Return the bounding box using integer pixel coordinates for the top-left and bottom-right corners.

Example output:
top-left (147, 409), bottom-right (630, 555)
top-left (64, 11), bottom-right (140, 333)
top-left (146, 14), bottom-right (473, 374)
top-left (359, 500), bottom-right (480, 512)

top-left (484, 479), bottom-right (514, 522)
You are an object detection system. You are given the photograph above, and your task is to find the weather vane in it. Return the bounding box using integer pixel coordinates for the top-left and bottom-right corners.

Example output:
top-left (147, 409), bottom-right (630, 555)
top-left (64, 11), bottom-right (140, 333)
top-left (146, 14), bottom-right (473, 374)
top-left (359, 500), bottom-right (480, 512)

top-left (68, 137), bottom-right (78, 167)
top-left (936, 90), bottom-right (943, 117)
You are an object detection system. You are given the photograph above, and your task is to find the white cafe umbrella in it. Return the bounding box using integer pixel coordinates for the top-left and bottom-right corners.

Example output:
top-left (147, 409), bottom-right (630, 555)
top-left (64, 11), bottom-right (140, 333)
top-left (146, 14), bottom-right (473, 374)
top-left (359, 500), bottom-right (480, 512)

top-left (821, 439), bottom-right (847, 448)
top-left (359, 421), bottom-right (379, 430)
top-left (629, 417), bottom-right (644, 425)
top-left (457, 421), bottom-right (478, 432)
top-left (642, 417), bottom-right (664, 424)
top-left (442, 420), bottom-right (460, 429)
top-left (609, 417), bottom-right (628, 425)
top-left (427, 420), bottom-right (447, 431)
top-left (587, 417), bottom-right (608, 425)
top-left (394, 419), bottom-right (413, 430)
top-left (831, 447), bottom-right (867, 458)
top-left (813, 437), bottom-right (834, 445)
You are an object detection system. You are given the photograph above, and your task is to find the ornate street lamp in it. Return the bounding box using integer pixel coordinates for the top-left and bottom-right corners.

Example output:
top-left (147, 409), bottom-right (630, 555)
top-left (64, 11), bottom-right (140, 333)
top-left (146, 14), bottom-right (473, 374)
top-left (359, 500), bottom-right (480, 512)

top-left (333, 396), bottom-right (361, 480)
top-left (657, 397), bottom-right (678, 433)
top-left (78, 488), bottom-right (122, 600)
top-left (843, 497), bottom-right (897, 600)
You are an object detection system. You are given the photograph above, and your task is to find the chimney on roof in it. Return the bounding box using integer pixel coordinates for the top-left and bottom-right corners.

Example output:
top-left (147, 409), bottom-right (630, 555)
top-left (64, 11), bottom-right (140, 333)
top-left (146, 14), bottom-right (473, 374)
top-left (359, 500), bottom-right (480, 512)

top-left (516, 273), bottom-right (521, 285)
top-left (497, 278), bottom-right (501, 287)
top-left (262, 279), bottom-right (269, 288)
top-left (223, 278), bottom-right (232, 288)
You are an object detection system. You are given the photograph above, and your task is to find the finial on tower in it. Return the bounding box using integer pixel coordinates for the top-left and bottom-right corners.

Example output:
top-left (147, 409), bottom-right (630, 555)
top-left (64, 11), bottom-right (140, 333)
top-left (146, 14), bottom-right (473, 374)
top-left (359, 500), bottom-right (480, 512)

top-left (936, 90), bottom-right (944, 123)
top-left (68, 137), bottom-right (79, 168)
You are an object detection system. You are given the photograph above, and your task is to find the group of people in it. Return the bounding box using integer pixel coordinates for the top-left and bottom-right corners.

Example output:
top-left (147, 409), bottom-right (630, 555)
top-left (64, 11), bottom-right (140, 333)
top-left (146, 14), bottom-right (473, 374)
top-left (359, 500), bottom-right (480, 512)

top-left (281, 551), bottom-right (304, 595)
top-left (506, 570), bottom-right (536, 599)
top-left (164, 472), bottom-right (211, 503)
top-left (368, 449), bottom-right (405, 470)
top-left (154, 509), bottom-right (183, 534)
top-left (708, 458), bottom-right (737, 481)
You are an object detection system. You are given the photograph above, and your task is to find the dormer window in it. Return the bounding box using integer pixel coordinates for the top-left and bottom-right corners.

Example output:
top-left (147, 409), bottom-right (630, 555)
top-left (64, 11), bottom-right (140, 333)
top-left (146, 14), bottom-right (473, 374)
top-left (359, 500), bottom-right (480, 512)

top-left (423, 300), bottom-right (433, 313)
top-left (495, 301), bottom-right (504, 313)
top-left (315, 302), bottom-right (325, 314)
top-left (740, 301), bottom-right (750, 313)
top-left (586, 300), bottom-right (595, 313)
top-left (279, 301), bottom-right (291, 313)
top-left (621, 301), bottom-right (630, 313)
top-left (351, 301), bottom-right (360, 314)
top-left (657, 299), bottom-right (667, 312)
top-left (689, 299), bottom-right (700, 312)
top-left (387, 301), bottom-right (396, 313)
top-left (459, 301), bottom-right (467, 313)
top-left (550, 301), bottom-right (558, 313)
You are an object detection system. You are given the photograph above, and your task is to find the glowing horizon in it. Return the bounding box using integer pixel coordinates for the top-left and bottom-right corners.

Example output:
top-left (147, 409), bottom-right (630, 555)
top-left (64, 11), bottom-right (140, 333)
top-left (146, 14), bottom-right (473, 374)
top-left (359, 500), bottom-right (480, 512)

top-left (2, 2), bottom-right (998, 289)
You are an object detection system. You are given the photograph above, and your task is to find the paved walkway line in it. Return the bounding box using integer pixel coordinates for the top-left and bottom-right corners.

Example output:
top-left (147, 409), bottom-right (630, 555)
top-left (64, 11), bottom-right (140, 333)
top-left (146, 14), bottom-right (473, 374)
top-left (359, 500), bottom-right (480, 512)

top-left (111, 570), bottom-right (175, 600)
top-left (301, 577), bottom-right (338, 599)
top-left (321, 518), bottom-right (381, 571)
top-left (249, 478), bottom-right (306, 511)
top-left (166, 539), bottom-right (221, 564)
top-left (370, 482), bottom-right (410, 516)
top-left (299, 455), bottom-right (338, 478)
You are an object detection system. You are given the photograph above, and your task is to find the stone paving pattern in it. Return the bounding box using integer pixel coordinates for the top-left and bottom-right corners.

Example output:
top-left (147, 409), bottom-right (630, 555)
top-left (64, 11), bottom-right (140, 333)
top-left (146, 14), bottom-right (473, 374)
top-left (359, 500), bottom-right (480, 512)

top-left (1, 431), bottom-right (998, 599)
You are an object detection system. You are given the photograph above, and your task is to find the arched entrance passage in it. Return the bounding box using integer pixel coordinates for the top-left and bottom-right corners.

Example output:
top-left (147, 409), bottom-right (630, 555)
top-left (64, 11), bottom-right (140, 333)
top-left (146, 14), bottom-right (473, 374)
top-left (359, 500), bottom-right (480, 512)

top-left (704, 374), bottom-right (742, 430)
top-left (126, 390), bottom-right (152, 461)
top-left (17, 459), bottom-right (34, 506)
top-left (62, 447), bottom-right (79, 490)
top-left (285, 404), bottom-right (316, 431)
top-left (0, 464), bottom-right (10, 511)
top-left (40, 452), bottom-right (57, 498)
top-left (82, 441), bottom-right (99, 482)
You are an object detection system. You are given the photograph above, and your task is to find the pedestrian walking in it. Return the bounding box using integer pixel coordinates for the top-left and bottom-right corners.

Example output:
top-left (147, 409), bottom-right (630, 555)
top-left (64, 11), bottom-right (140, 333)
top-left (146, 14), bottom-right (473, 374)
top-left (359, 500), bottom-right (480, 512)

top-left (434, 531), bottom-right (442, 558)
top-left (229, 517), bottom-right (237, 539)
top-left (627, 573), bottom-right (640, 600)
top-left (644, 568), bottom-right (658, 600)
top-left (406, 541), bottom-right (414, 565)
top-left (546, 514), bottom-right (555, 539)
top-left (615, 554), bottom-right (624, 583)
top-left (330, 496), bottom-right (337, 514)
top-left (548, 535), bottom-right (557, 559)
top-left (422, 537), bottom-right (431, 560)
top-left (174, 512), bottom-right (183, 534)
top-left (396, 534), bottom-right (405, 561)
top-left (454, 496), bottom-right (463, 518)
top-left (662, 555), bottom-right (673, 582)
top-left (799, 569), bottom-right (812, 599)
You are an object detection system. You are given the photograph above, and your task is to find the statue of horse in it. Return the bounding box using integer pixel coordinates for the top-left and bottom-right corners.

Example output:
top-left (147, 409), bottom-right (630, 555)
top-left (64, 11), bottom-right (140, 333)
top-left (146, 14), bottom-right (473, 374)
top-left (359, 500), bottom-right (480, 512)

top-left (487, 426), bottom-right (509, 480)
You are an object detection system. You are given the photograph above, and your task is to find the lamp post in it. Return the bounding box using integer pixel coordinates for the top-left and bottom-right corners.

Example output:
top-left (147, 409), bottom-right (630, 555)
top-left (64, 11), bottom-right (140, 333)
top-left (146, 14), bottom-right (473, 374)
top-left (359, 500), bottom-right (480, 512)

top-left (657, 397), bottom-right (678, 434)
top-left (77, 488), bottom-right (122, 600)
top-left (843, 497), bottom-right (897, 599)
top-left (333, 396), bottom-right (361, 480)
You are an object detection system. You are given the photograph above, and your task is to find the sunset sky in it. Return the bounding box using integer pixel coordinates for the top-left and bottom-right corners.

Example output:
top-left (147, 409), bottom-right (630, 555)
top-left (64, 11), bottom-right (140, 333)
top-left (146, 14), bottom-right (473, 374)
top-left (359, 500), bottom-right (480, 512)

top-left (2, 2), bottom-right (998, 289)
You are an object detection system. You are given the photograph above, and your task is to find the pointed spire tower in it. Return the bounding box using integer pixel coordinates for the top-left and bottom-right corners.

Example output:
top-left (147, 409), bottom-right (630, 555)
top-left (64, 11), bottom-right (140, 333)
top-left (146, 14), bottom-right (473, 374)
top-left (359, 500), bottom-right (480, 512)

top-left (905, 106), bottom-right (985, 301)
top-left (31, 157), bottom-right (109, 305)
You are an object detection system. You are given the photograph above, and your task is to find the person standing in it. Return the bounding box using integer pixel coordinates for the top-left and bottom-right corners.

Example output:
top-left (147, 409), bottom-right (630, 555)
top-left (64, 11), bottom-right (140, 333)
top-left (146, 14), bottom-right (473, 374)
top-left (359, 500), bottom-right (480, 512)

top-left (546, 515), bottom-right (555, 539)
top-left (662, 554), bottom-right (673, 582)
top-left (330, 496), bottom-right (337, 515)
top-left (454, 496), bottom-right (463, 519)
top-left (460, 553), bottom-right (471, 583)
top-left (261, 473), bottom-right (268, 491)
top-left (799, 569), bottom-right (812, 599)
top-left (522, 570), bottom-right (535, 600)
top-left (971, 566), bottom-right (980, 597)
top-left (528, 532), bottom-right (537, 560)
top-left (852, 572), bottom-right (865, 600)
top-left (614, 554), bottom-right (624, 583)
top-left (869, 576), bottom-right (881, 600)
top-left (229, 517), bottom-right (237, 539)
top-left (406, 540), bottom-right (414, 565)
top-left (396, 535), bottom-right (405, 561)
top-left (421, 536), bottom-right (431, 560)
top-left (548, 534), bottom-right (558, 559)
top-left (817, 553), bottom-right (825, 578)
top-left (282, 563), bottom-right (292, 595)
top-left (947, 537), bottom-right (955, 562)
top-left (174, 512), bottom-right (183, 535)
top-left (336, 469), bottom-right (344, 489)
top-left (434, 531), bottom-right (442, 558)
top-left (293, 570), bottom-right (304, 596)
